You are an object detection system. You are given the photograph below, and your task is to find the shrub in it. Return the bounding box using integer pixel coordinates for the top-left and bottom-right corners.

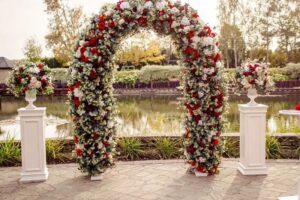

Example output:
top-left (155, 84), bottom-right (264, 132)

top-left (296, 146), bottom-right (300, 159)
top-left (118, 138), bottom-right (143, 160)
top-left (114, 70), bottom-right (139, 85)
top-left (154, 137), bottom-right (179, 159)
top-left (46, 139), bottom-right (66, 162)
top-left (139, 65), bottom-right (182, 83)
top-left (282, 63), bottom-right (300, 80)
top-left (266, 135), bottom-right (281, 159)
top-left (50, 68), bottom-right (68, 82)
top-left (0, 136), bottom-right (21, 166)
top-left (222, 137), bottom-right (239, 158)
top-left (268, 68), bottom-right (289, 81)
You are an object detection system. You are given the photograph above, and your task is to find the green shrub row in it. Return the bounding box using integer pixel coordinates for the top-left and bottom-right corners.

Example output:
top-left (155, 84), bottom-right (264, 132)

top-left (49, 64), bottom-right (298, 84)
top-left (0, 135), bottom-right (296, 166)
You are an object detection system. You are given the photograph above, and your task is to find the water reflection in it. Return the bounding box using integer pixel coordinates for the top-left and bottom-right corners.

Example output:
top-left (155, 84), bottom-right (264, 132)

top-left (0, 95), bottom-right (299, 140)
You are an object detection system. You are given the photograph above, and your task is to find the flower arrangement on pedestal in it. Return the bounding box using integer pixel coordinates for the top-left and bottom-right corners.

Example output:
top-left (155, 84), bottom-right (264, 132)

top-left (295, 103), bottom-right (300, 111)
top-left (234, 61), bottom-right (273, 105)
top-left (69, 0), bottom-right (225, 177)
top-left (7, 63), bottom-right (53, 109)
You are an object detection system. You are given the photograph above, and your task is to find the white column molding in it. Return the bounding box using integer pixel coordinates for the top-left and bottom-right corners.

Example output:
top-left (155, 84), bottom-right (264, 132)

top-left (238, 104), bottom-right (268, 175)
top-left (18, 107), bottom-right (48, 183)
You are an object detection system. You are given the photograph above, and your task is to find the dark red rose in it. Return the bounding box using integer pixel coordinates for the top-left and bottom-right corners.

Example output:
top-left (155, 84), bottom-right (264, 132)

top-left (295, 104), bottom-right (300, 111)
top-left (89, 70), bottom-right (97, 80)
top-left (90, 47), bottom-right (98, 55)
top-left (68, 85), bottom-right (74, 92)
top-left (192, 13), bottom-right (199, 18)
top-left (186, 146), bottom-right (195, 154)
top-left (76, 148), bottom-right (82, 156)
top-left (98, 22), bottom-right (106, 31)
top-left (138, 17), bottom-right (147, 25)
top-left (37, 64), bottom-right (44, 69)
top-left (41, 79), bottom-right (48, 87)
top-left (187, 31), bottom-right (195, 38)
top-left (16, 76), bottom-right (22, 83)
top-left (89, 37), bottom-right (98, 46)
top-left (99, 15), bottom-right (106, 22)
top-left (81, 56), bottom-right (89, 63)
top-left (203, 25), bottom-right (212, 35)
top-left (74, 81), bottom-right (81, 88)
top-left (213, 53), bottom-right (221, 62)
top-left (74, 135), bottom-right (79, 144)
top-left (212, 139), bottom-right (219, 146)
top-left (103, 141), bottom-right (109, 147)
top-left (108, 21), bottom-right (116, 28)
top-left (184, 46), bottom-right (195, 55)
top-left (73, 97), bottom-right (80, 107)
top-left (196, 166), bottom-right (205, 172)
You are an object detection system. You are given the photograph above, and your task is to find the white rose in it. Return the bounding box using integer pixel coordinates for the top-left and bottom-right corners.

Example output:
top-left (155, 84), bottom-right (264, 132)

top-left (137, 5), bottom-right (144, 12)
top-left (170, 7), bottom-right (179, 14)
top-left (202, 37), bottom-right (214, 46)
top-left (199, 157), bottom-right (206, 163)
top-left (107, 121), bottom-right (114, 128)
top-left (204, 49), bottom-right (213, 56)
top-left (104, 10), bottom-right (112, 16)
top-left (144, 1), bottom-right (153, 9)
top-left (30, 77), bottom-right (37, 84)
top-left (77, 109), bottom-right (85, 116)
top-left (156, 1), bottom-right (167, 10)
top-left (34, 81), bottom-right (41, 89)
top-left (79, 40), bottom-right (85, 46)
top-left (120, 2), bottom-right (130, 10)
top-left (74, 88), bottom-right (83, 98)
top-left (118, 18), bottom-right (125, 25)
top-left (216, 61), bottom-right (222, 68)
top-left (181, 17), bottom-right (190, 26)
top-left (75, 50), bottom-right (81, 58)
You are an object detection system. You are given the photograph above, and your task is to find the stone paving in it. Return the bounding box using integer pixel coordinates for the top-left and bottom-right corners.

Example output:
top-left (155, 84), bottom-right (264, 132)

top-left (0, 159), bottom-right (300, 200)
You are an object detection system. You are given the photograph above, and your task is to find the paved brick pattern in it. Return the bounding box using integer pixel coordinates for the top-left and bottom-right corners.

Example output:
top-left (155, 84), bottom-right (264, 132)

top-left (0, 160), bottom-right (299, 200)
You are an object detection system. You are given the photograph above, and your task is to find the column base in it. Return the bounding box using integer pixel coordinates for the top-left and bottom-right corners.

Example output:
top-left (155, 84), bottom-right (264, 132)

top-left (238, 162), bottom-right (268, 175)
top-left (20, 168), bottom-right (49, 183)
top-left (278, 196), bottom-right (298, 200)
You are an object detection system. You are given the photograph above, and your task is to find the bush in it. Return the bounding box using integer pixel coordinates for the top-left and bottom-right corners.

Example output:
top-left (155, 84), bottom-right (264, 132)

top-left (0, 136), bottom-right (21, 166)
top-left (154, 137), bottom-right (179, 159)
top-left (139, 65), bottom-right (182, 83)
top-left (46, 139), bottom-right (66, 163)
top-left (266, 135), bottom-right (281, 159)
top-left (118, 138), bottom-right (143, 160)
top-left (222, 137), bottom-right (239, 158)
top-left (268, 68), bottom-right (289, 81)
top-left (114, 70), bottom-right (139, 85)
top-left (50, 68), bottom-right (68, 82)
top-left (282, 63), bottom-right (300, 80)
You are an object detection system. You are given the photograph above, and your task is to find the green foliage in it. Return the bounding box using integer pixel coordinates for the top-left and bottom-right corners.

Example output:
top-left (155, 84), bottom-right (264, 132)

top-left (154, 137), bottom-right (179, 159)
top-left (139, 65), bottom-right (182, 83)
top-left (0, 136), bottom-right (21, 166)
top-left (270, 51), bottom-right (288, 68)
top-left (266, 135), bottom-right (281, 159)
top-left (115, 70), bottom-right (139, 85)
top-left (222, 137), bottom-right (239, 158)
top-left (118, 138), bottom-right (143, 160)
top-left (282, 63), bottom-right (300, 79)
top-left (42, 57), bottom-right (64, 68)
top-left (23, 37), bottom-right (42, 63)
top-left (46, 139), bottom-right (66, 162)
top-left (268, 68), bottom-right (289, 81)
top-left (50, 68), bottom-right (68, 82)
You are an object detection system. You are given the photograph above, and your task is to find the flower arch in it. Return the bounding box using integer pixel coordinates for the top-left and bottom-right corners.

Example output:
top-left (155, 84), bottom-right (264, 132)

top-left (69, 0), bottom-right (225, 176)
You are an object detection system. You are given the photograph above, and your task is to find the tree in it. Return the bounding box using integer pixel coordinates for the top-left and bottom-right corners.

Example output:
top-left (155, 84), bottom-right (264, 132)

top-left (41, 57), bottom-right (64, 68)
top-left (23, 38), bottom-right (42, 63)
top-left (269, 51), bottom-right (288, 67)
top-left (219, 23), bottom-right (245, 68)
top-left (44, 0), bottom-right (87, 65)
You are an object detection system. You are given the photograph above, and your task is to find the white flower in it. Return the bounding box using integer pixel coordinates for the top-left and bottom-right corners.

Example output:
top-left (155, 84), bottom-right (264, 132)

top-left (74, 88), bottom-right (83, 98)
top-left (107, 121), bottom-right (114, 128)
top-left (104, 10), bottom-right (112, 16)
top-left (216, 61), bottom-right (222, 68)
top-left (137, 5), bottom-right (144, 12)
top-left (28, 66), bottom-right (40, 74)
top-left (204, 49), bottom-right (213, 56)
top-left (201, 37), bottom-right (214, 46)
top-left (199, 157), bottom-right (206, 163)
top-left (181, 17), bottom-right (190, 26)
top-left (120, 2), bottom-right (130, 10)
top-left (118, 18), bottom-right (125, 25)
top-left (171, 21), bottom-right (179, 28)
top-left (79, 40), bottom-right (85, 46)
top-left (183, 26), bottom-right (191, 33)
top-left (144, 1), bottom-right (153, 9)
top-left (77, 109), bottom-right (85, 116)
top-left (75, 50), bottom-right (81, 58)
top-left (170, 7), bottom-right (179, 14)
top-left (155, 1), bottom-right (167, 11)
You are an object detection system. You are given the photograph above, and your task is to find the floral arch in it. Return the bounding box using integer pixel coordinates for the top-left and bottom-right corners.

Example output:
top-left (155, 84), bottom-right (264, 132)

top-left (69, 0), bottom-right (225, 176)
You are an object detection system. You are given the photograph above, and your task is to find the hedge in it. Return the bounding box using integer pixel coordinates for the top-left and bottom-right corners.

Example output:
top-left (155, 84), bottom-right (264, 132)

top-left (138, 65), bottom-right (183, 83)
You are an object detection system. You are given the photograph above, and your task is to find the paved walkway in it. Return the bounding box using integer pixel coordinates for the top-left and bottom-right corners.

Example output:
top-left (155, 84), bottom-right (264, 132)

top-left (0, 159), bottom-right (300, 200)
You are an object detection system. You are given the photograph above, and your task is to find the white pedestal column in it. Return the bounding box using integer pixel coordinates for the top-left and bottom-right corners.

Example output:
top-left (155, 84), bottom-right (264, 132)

top-left (238, 104), bottom-right (268, 175)
top-left (18, 107), bottom-right (48, 183)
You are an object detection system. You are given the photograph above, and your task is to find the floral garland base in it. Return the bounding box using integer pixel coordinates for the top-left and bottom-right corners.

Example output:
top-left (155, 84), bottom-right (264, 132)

top-left (69, 0), bottom-right (225, 176)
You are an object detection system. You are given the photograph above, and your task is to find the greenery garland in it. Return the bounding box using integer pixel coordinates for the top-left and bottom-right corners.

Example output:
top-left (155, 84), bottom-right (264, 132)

top-left (69, 0), bottom-right (226, 176)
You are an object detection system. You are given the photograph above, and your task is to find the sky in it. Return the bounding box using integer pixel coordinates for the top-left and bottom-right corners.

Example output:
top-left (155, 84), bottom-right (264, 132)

top-left (0, 0), bottom-right (218, 60)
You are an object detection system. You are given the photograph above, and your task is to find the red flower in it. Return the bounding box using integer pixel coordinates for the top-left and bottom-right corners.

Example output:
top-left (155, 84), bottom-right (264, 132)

top-left (74, 135), bottom-right (79, 144)
top-left (159, 10), bottom-right (165, 16)
top-left (89, 37), bottom-right (98, 46)
top-left (37, 64), bottom-right (44, 69)
top-left (186, 146), bottom-right (195, 154)
top-left (108, 21), bottom-right (116, 28)
top-left (196, 166), bottom-right (205, 172)
top-left (89, 70), bottom-right (97, 80)
top-left (99, 15), bottom-right (106, 22)
top-left (74, 81), bottom-right (81, 88)
top-left (103, 141), bottom-right (109, 147)
top-left (90, 47), bottom-right (98, 55)
top-left (41, 79), bottom-right (48, 87)
top-left (73, 97), bottom-right (80, 107)
top-left (184, 46), bottom-right (195, 55)
top-left (16, 76), bottom-right (22, 83)
top-left (192, 13), bottom-right (199, 18)
top-left (295, 104), bottom-right (300, 111)
top-left (212, 139), bottom-right (219, 146)
top-left (187, 31), bottom-right (195, 38)
top-left (76, 148), bottom-right (82, 156)
top-left (213, 53), bottom-right (221, 62)
top-left (98, 22), bottom-right (106, 31)
top-left (68, 85), bottom-right (74, 92)
top-left (81, 56), bottom-right (89, 63)
top-left (138, 17), bottom-right (147, 25)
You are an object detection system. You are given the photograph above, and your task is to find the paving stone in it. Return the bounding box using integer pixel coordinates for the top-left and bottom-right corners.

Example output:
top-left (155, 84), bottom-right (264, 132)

top-left (0, 159), bottom-right (300, 200)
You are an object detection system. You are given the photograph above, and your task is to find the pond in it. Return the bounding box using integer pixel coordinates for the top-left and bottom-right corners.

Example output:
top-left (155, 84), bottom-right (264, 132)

top-left (0, 95), bottom-right (299, 140)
